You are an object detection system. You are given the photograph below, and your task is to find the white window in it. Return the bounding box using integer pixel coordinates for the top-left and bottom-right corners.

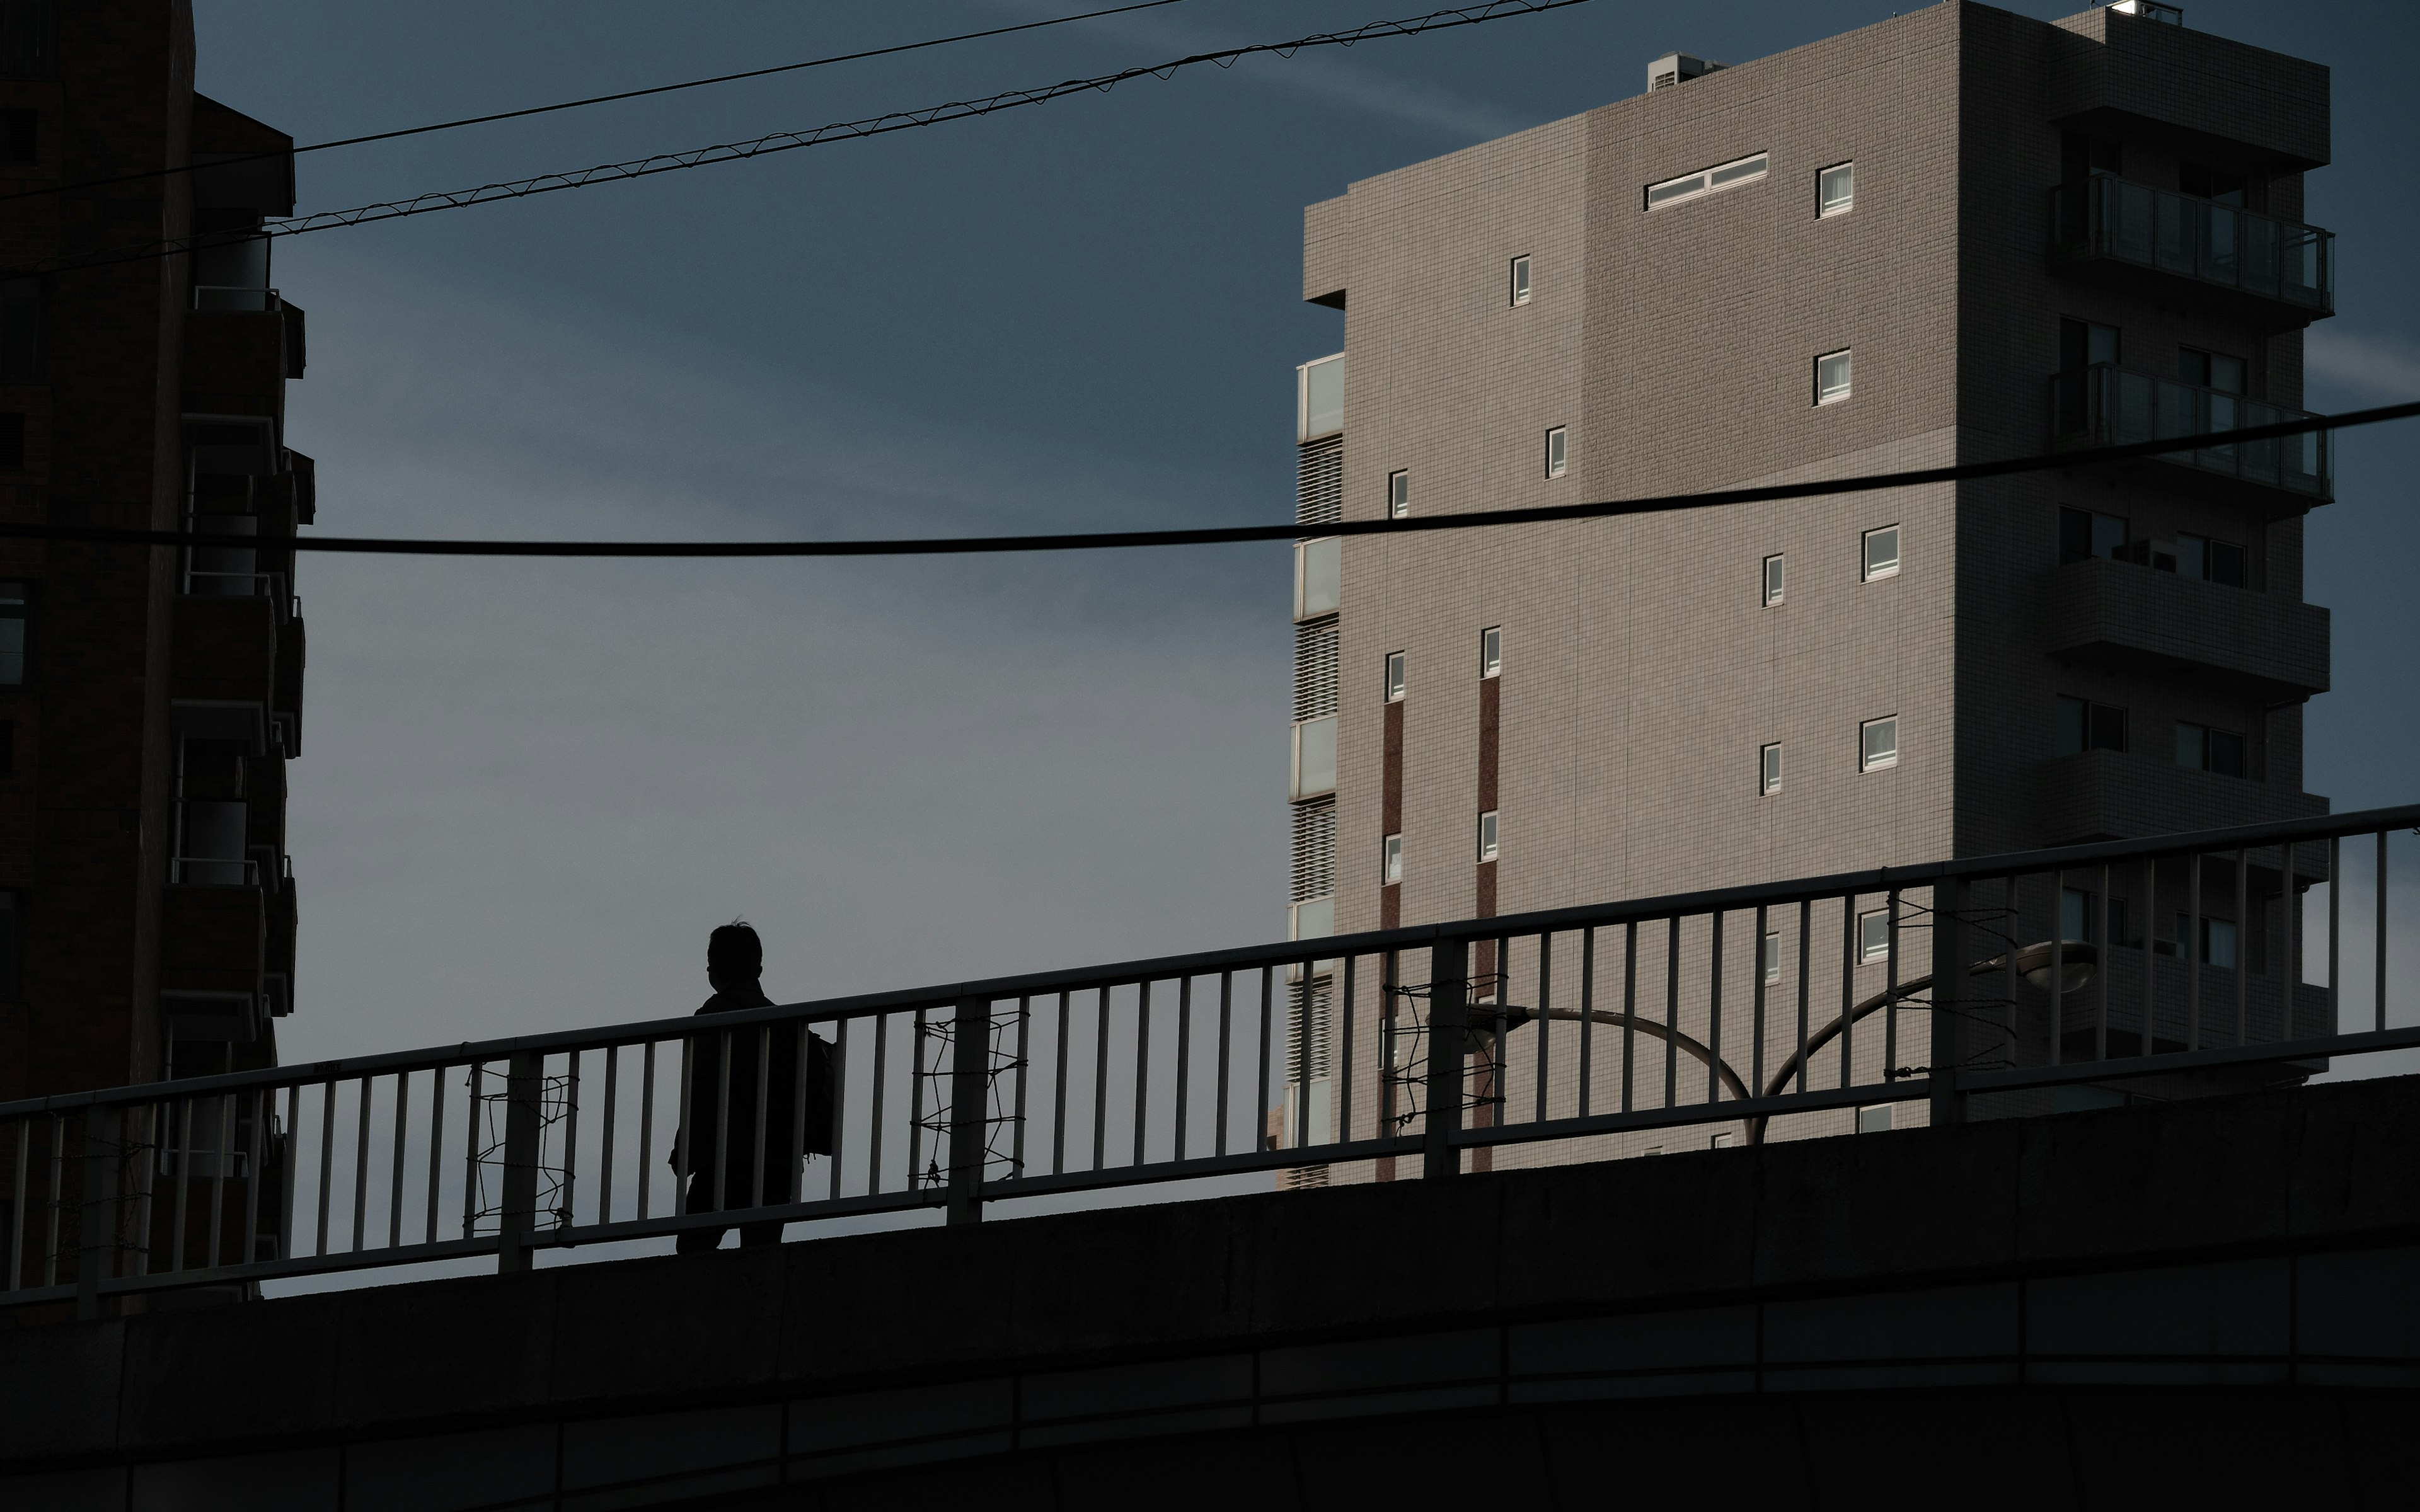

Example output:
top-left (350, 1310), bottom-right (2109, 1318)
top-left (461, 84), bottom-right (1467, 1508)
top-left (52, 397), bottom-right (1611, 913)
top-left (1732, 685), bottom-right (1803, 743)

top-left (1477, 810), bottom-right (1499, 862)
top-left (1861, 525), bottom-right (1900, 581)
top-left (1818, 162), bottom-right (1855, 217)
top-left (1289, 896), bottom-right (1334, 941)
top-left (1645, 151), bottom-right (1769, 210)
top-left (1763, 553), bottom-right (1784, 606)
top-left (1642, 1145), bottom-right (1664, 1157)
top-left (1761, 931), bottom-right (1782, 985)
top-left (1388, 469), bottom-right (1410, 518)
top-left (1860, 715), bottom-right (1898, 772)
top-left (1760, 742), bottom-right (1783, 796)
top-left (1855, 1104), bottom-right (1894, 1134)
top-left (1711, 1131), bottom-right (1736, 1148)
top-left (1509, 255), bottom-right (1531, 306)
top-left (1545, 427), bottom-right (1567, 478)
top-left (1857, 908), bottom-right (1892, 965)
top-left (1815, 348), bottom-right (1853, 405)
top-left (1480, 626), bottom-right (1502, 679)
top-left (1381, 833), bottom-right (1403, 885)
top-left (1290, 716), bottom-right (1337, 799)
top-left (1297, 353), bottom-right (1344, 442)
top-left (1384, 651), bottom-right (1406, 703)
top-left (1293, 537), bottom-right (1340, 620)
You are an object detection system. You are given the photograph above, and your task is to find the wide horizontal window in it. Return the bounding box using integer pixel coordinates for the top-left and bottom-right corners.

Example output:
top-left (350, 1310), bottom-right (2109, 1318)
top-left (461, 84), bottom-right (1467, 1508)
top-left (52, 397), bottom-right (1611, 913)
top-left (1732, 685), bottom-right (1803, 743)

top-left (1645, 152), bottom-right (1768, 210)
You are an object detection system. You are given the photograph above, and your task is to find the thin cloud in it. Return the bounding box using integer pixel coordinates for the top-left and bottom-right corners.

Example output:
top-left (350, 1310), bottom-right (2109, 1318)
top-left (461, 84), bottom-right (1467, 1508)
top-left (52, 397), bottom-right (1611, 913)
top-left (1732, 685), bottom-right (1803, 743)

top-left (2307, 328), bottom-right (2420, 403)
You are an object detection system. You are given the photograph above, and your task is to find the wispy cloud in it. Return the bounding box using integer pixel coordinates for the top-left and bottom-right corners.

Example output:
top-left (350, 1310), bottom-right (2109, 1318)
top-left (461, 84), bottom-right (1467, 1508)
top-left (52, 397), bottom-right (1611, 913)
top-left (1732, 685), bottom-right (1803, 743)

top-left (2307, 328), bottom-right (2420, 403)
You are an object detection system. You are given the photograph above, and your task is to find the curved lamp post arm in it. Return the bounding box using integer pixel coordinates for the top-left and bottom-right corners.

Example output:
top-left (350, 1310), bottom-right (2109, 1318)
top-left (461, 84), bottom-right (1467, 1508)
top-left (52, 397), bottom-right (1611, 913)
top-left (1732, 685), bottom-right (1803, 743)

top-left (1745, 974), bottom-right (1935, 1145)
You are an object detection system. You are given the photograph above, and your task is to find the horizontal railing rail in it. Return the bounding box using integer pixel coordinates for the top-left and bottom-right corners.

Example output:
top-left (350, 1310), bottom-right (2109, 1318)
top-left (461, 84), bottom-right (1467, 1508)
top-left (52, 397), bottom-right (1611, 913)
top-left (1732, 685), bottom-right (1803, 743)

top-left (8, 802), bottom-right (2419, 1313)
top-left (2051, 362), bottom-right (2332, 500)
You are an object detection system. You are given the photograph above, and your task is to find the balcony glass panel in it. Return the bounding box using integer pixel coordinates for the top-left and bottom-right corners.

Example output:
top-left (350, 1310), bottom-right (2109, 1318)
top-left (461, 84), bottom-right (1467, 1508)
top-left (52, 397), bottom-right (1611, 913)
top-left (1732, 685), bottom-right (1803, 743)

top-left (2051, 176), bottom-right (2332, 317)
top-left (2049, 364), bottom-right (2331, 502)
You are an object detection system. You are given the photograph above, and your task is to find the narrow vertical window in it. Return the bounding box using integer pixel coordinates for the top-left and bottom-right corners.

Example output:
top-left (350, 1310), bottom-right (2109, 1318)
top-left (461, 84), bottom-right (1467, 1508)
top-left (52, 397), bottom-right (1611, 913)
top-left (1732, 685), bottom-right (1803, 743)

top-left (1544, 427), bottom-right (1567, 478)
top-left (1859, 716), bottom-right (1898, 772)
top-left (1509, 255), bottom-right (1531, 306)
top-left (1293, 537), bottom-right (1340, 620)
top-left (1761, 931), bottom-right (1781, 985)
top-left (1818, 161), bottom-right (1855, 217)
top-left (1762, 553), bottom-right (1785, 606)
top-left (1387, 469), bottom-right (1410, 519)
top-left (1477, 810), bottom-right (1499, 862)
top-left (1760, 742), bottom-right (1783, 796)
top-left (1856, 1104), bottom-right (1894, 1133)
top-left (1857, 908), bottom-right (1892, 965)
top-left (1384, 651), bottom-right (1406, 702)
top-left (0, 581), bottom-right (25, 685)
top-left (1381, 833), bottom-right (1403, 884)
top-left (1815, 349), bottom-right (1853, 405)
top-left (1479, 626), bottom-right (1502, 679)
top-left (1861, 525), bottom-right (1900, 581)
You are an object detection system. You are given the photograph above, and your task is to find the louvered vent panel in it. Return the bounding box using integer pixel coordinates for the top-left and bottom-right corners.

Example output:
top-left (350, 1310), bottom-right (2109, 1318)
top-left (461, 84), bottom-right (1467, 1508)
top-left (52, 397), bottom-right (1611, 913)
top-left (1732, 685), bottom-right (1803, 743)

top-left (1293, 621), bottom-right (1339, 723)
top-left (1289, 975), bottom-right (1333, 1082)
top-left (1289, 796), bottom-right (1334, 904)
top-left (1296, 435), bottom-right (1343, 528)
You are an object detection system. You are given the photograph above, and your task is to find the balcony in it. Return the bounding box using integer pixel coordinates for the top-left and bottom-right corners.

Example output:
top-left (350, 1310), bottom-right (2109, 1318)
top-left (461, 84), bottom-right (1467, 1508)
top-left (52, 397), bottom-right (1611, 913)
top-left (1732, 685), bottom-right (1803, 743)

top-left (2046, 556), bottom-right (2329, 702)
top-left (2036, 748), bottom-right (2324, 848)
top-left (2051, 176), bottom-right (2333, 326)
top-left (171, 592), bottom-right (278, 709)
top-left (159, 881), bottom-right (267, 999)
top-left (2050, 364), bottom-right (2331, 511)
top-left (183, 290), bottom-right (297, 413)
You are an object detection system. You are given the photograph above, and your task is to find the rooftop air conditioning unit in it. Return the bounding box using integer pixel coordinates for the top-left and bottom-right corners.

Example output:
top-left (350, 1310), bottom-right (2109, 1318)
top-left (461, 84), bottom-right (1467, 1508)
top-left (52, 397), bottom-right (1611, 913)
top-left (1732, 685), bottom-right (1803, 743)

top-left (1647, 52), bottom-right (1724, 92)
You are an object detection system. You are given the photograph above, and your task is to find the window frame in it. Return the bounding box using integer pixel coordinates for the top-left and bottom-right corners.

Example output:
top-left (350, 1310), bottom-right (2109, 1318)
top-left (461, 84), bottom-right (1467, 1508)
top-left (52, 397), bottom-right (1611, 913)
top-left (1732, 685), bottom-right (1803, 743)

top-left (1509, 255), bottom-right (1531, 307)
top-left (1856, 908), bottom-right (1892, 966)
top-left (1476, 810), bottom-right (1499, 864)
top-left (1292, 537), bottom-right (1341, 622)
top-left (1814, 348), bottom-right (1853, 406)
top-left (1861, 525), bottom-right (1901, 582)
top-left (2057, 696), bottom-right (2128, 757)
top-left (1859, 715), bottom-right (1899, 772)
top-left (1387, 469), bottom-right (1410, 519)
top-left (1763, 553), bottom-right (1785, 606)
top-left (1479, 626), bottom-right (1502, 680)
top-left (1384, 651), bottom-right (1407, 703)
top-left (1381, 833), bottom-right (1403, 885)
top-left (1544, 426), bottom-right (1567, 479)
top-left (1818, 161), bottom-right (1855, 217)
top-left (1644, 151), bottom-right (1770, 210)
top-left (1761, 931), bottom-right (1782, 986)
top-left (1760, 742), bottom-right (1783, 797)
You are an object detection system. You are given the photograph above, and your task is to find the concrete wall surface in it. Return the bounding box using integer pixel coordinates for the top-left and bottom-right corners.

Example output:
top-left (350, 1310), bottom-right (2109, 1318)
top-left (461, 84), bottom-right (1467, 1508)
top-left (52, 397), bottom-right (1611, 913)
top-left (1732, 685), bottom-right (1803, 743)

top-left (5, 1074), bottom-right (2419, 1507)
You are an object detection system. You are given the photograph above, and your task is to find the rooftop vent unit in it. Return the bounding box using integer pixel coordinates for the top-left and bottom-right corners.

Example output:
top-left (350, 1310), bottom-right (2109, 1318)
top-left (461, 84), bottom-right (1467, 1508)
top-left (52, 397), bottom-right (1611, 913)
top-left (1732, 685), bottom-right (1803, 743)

top-left (2104, 1), bottom-right (2184, 23)
top-left (1647, 52), bottom-right (1724, 92)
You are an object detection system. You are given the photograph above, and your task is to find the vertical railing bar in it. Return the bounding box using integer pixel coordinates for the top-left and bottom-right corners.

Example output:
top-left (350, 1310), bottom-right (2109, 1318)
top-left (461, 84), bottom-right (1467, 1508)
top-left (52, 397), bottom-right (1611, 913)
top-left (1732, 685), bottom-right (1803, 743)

top-left (317, 1079), bottom-right (338, 1259)
top-left (350, 1075), bottom-right (372, 1254)
top-left (2286, 844), bottom-right (2302, 1046)
top-left (1795, 898), bottom-right (1811, 1096)
top-left (1173, 980), bottom-right (1192, 1163)
top-left (1622, 920), bottom-right (1638, 1115)
top-left (752, 1027), bottom-right (771, 1210)
top-left (867, 1012), bottom-right (888, 1198)
top-left (421, 1068), bottom-right (443, 1244)
top-left (389, 1071), bottom-right (410, 1247)
top-left (2051, 874), bottom-right (2066, 1071)
top-left (1752, 904), bottom-right (1768, 1101)
top-left (2096, 865), bottom-right (2111, 1063)
top-left (1092, 986), bottom-right (1111, 1172)
top-left (1534, 933), bottom-right (1553, 1126)
top-left (1132, 982), bottom-right (1152, 1167)
top-left (713, 1033), bottom-right (734, 1215)
top-left (788, 1022), bottom-right (809, 1206)
top-left (130, 1102), bottom-right (158, 1280)
top-left (2376, 830), bottom-right (2389, 1034)
top-left (672, 1041), bottom-right (696, 1217)
top-left (462, 1063), bottom-right (483, 1238)
top-left (243, 1088), bottom-right (267, 1269)
top-left (10, 1113), bottom-right (30, 1290)
top-left (1051, 992), bottom-right (1071, 1176)
top-left (1708, 912), bottom-right (1725, 1106)
top-left (907, 1011), bottom-right (928, 1194)
top-left (560, 1051), bottom-right (583, 1230)
top-left (637, 1043), bottom-right (657, 1220)
top-left (2142, 857), bottom-right (2157, 1059)
top-left (2189, 856), bottom-right (2203, 1051)
top-left (1292, 969), bottom-right (1309, 1152)
top-left (1577, 929), bottom-right (1596, 1120)
top-left (599, 1048), bottom-right (619, 1228)
top-left (1339, 956), bottom-right (1356, 1150)
top-left (281, 1083), bottom-right (299, 1259)
top-left (207, 1091), bottom-right (233, 1269)
top-left (827, 1019), bottom-right (850, 1201)
top-left (1214, 976), bottom-right (1233, 1159)
top-left (1256, 968), bottom-right (1274, 1155)
top-left (2002, 879), bottom-right (2019, 1076)
top-left (45, 1114), bottom-right (65, 1285)
top-left (1011, 996), bottom-right (1032, 1183)
top-left (1380, 952), bottom-right (1399, 1143)
top-left (1883, 890), bottom-right (1899, 1086)
top-left (2329, 836), bottom-right (2342, 1033)
top-left (168, 1102), bottom-right (192, 1274)
top-left (1838, 897), bottom-right (1855, 1093)
top-left (1492, 936), bottom-right (1510, 1136)
top-left (2233, 847), bottom-right (2249, 1048)
top-left (1663, 917), bottom-right (1680, 1111)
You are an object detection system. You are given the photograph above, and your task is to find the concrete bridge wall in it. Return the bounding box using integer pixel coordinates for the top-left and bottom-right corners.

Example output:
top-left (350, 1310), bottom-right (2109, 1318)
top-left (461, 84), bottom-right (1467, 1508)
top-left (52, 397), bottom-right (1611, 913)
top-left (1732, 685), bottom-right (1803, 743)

top-left (6, 1076), bottom-right (2419, 1508)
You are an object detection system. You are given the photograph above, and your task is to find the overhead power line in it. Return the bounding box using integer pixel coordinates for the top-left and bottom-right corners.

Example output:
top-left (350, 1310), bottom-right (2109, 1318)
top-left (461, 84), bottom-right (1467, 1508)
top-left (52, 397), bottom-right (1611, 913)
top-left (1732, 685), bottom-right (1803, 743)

top-left (3, 402), bottom-right (2410, 559)
top-left (0, 1), bottom-right (1192, 207)
top-left (6, 0), bottom-right (1598, 280)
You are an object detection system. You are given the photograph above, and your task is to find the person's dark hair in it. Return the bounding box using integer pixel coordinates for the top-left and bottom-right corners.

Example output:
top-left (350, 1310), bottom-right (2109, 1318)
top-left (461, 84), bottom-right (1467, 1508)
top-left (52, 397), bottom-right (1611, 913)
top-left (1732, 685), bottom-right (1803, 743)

top-left (707, 920), bottom-right (763, 980)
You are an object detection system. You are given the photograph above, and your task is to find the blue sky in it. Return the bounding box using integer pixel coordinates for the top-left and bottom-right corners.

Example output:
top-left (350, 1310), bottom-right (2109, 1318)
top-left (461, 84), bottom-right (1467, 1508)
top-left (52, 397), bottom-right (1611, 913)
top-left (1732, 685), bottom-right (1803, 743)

top-left (189, 1), bottom-right (2420, 1060)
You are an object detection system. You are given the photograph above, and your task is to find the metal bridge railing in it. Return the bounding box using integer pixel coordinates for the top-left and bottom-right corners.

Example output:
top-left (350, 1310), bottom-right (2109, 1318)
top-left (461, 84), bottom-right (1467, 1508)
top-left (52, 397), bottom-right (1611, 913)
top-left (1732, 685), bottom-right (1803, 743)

top-left (8, 803), bottom-right (2420, 1314)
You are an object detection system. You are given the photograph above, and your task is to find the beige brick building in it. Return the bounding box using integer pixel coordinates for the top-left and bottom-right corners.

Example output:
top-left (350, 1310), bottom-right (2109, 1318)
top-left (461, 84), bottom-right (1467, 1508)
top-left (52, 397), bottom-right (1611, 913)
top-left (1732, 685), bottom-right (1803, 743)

top-left (1283, 1), bottom-right (2333, 1172)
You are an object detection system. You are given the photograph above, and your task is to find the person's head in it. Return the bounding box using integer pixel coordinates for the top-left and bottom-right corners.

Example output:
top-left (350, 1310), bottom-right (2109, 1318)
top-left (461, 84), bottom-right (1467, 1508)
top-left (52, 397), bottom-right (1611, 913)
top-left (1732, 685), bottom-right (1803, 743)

top-left (706, 921), bottom-right (763, 993)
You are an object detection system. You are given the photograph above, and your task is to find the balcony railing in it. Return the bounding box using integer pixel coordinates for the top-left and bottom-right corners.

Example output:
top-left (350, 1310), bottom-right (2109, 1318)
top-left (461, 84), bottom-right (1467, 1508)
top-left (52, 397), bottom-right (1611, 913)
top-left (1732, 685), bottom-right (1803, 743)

top-left (190, 285), bottom-right (282, 314)
top-left (9, 803), bottom-right (2420, 1312)
top-left (2051, 176), bottom-right (2332, 319)
top-left (2051, 364), bottom-right (2332, 502)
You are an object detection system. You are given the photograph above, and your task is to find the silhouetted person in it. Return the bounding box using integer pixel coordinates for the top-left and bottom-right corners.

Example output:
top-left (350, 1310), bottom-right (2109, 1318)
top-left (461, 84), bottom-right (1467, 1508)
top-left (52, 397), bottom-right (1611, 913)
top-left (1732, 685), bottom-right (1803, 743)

top-left (673, 922), bottom-right (829, 1252)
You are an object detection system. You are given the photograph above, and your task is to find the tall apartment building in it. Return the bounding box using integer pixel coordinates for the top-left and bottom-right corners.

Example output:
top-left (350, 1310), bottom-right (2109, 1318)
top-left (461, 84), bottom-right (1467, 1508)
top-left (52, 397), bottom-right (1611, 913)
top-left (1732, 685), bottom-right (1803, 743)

top-left (0, 0), bottom-right (312, 1126)
top-left (1284, 1), bottom-right (2332, 1166)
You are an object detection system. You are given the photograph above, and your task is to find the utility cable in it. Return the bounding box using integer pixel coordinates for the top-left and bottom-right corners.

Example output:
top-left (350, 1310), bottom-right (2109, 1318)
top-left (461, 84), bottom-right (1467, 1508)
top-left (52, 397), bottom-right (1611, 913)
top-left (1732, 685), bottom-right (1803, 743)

top-left (3, 401), bottom-right (2410, 559)
top-left (0, 1), bottom-right (1192, 207)
top-left (3, 1), bottom-right (1598, 280)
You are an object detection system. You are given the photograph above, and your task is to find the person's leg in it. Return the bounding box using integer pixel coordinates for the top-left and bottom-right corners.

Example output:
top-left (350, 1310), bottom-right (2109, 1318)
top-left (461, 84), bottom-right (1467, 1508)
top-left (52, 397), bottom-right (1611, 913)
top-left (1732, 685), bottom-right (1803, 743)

top-left (676, 1172), bottom-right (726, 1252)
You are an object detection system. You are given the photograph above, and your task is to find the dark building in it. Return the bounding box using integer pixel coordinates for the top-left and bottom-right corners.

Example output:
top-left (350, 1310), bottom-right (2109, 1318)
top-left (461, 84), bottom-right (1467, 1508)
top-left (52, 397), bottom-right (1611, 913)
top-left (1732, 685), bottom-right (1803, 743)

top-left (0, 0), bottom-right (309, 1117)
